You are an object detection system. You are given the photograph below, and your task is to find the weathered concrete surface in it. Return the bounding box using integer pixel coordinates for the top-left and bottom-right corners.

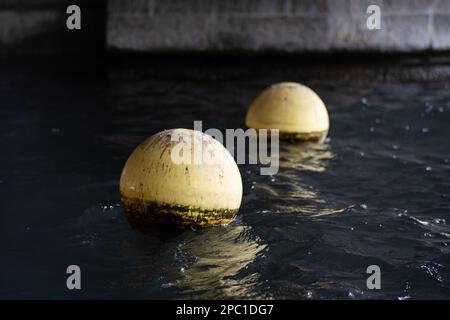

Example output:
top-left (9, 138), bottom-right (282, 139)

top-left (107, 0), bottom-right (450, 52)
top-left (0, 0), bottom-right (105, 54)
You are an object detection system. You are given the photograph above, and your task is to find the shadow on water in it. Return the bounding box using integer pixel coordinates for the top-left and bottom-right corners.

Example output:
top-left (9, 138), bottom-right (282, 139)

top-left (125, 220), bottom-right (188, 241)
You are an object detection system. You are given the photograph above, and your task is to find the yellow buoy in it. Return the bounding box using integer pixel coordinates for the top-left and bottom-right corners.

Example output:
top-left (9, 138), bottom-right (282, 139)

top-left (245, 82), bottom-right (329, 142)
top-left (119, 129), bottom-right (243, 227)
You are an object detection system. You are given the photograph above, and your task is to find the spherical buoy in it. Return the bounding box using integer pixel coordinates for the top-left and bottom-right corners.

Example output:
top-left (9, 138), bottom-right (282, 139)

top-left (119, 129), bottom-right (243, 227)
top-left (245, 82), bottom-right (329, 142)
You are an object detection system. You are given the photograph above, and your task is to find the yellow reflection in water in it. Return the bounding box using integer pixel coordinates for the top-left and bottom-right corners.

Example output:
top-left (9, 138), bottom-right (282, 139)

top-left (279, 142), bottom-right (335, 172)
top-left (263, 142), bottom-right (348, 217)
top-left (176, 224), bottom-right (267, 299)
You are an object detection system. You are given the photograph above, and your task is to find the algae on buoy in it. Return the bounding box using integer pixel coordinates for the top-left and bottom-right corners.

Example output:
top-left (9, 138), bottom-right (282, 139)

top-left (245, 82), bottom-right (329, 142)
top-left (119, 129), bottom-right (242, 227)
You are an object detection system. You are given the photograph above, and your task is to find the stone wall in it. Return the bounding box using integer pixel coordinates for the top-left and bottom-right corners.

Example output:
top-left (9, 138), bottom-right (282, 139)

top-left (0, 0), bottom-right (105, 54)
top-left (107, 0), bottom-right (450, 52)
top-left (2, 0), bottom-right (450, 54)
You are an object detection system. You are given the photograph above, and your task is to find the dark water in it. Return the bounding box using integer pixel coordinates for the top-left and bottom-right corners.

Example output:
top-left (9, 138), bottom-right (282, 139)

top-left (1, 66), bottom-right (450, 299)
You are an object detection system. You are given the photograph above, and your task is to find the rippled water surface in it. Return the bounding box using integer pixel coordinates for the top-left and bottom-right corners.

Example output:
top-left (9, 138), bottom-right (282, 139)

top-left (1, 67), bottom-right (450, 299)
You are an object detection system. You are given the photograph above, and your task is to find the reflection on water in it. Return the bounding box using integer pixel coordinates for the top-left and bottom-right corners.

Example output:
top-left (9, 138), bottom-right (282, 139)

top-left (76, 203), bottom-right (267, 299)
top-left (253, 141), bottom-right (348, 217)
top-left (2, 70), bottom-right (450, 299)
top-left (175, 224), bottom-right (267, 299)
top-left (279, 141), bottom-right (335, 172)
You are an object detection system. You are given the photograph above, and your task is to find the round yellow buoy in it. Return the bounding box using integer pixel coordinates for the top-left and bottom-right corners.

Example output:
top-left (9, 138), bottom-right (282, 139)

top-left (119, 129), bottom-right (243, 227)
top-left (245, 82), bottom-right (329, 142)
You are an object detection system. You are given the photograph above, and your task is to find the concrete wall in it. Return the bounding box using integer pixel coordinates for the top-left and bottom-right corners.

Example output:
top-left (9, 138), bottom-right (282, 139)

top-left (107, 0), bottom-right (450, 53)
top-left (0, 0), bottom-right (105, 54)
top-left (2, 0), bottom-right (450, 54)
